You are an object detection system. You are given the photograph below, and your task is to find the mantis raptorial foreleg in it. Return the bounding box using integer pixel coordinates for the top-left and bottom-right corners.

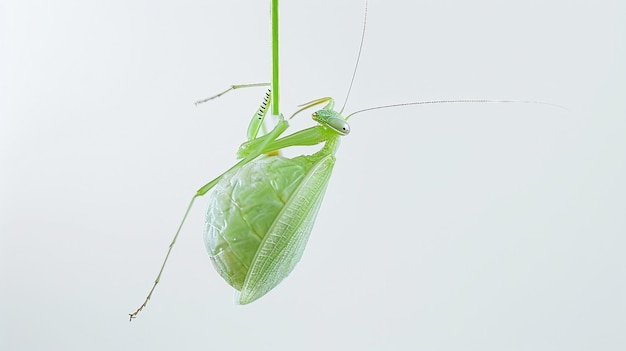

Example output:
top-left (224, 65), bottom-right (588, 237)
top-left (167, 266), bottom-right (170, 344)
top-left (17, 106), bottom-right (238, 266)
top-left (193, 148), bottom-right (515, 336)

top-left (195, 83), bottom-right (273, 141)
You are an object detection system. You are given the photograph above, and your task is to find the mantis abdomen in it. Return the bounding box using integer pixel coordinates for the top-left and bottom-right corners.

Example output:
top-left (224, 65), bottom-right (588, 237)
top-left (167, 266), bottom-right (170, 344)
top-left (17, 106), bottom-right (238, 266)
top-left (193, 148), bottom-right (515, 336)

top-left (204, 152), bottom-right (336, 304)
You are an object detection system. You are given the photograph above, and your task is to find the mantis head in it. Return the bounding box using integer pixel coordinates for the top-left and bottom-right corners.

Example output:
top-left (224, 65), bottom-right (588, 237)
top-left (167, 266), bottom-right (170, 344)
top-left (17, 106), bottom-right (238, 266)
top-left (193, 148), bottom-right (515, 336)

top-left (312, 109), bottom-right (350, 136)
top-left (291, 97), bottom-right (350, 136)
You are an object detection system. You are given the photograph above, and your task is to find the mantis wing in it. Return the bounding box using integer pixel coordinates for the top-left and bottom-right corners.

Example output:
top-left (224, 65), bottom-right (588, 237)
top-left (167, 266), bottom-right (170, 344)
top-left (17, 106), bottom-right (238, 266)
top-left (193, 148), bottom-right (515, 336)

top-left (204, 152), bottom-right (336, 304)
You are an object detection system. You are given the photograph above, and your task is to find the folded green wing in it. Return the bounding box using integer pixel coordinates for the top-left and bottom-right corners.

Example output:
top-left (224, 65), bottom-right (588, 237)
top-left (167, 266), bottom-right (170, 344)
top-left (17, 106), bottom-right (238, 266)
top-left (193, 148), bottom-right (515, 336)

top-left (204, 152), bottom-right (335, 303)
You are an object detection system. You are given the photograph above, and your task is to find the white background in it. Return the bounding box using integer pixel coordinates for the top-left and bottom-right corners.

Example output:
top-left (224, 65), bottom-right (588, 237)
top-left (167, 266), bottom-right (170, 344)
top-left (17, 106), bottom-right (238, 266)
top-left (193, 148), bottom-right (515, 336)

top-left (2, 0), bottom-right (625, 350)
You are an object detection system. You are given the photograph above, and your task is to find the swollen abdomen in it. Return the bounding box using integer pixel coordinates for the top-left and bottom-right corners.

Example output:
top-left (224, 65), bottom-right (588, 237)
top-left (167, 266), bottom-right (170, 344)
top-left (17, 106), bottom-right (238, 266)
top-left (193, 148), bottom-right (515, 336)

top-left (203, 155), bottom-right (316, 290)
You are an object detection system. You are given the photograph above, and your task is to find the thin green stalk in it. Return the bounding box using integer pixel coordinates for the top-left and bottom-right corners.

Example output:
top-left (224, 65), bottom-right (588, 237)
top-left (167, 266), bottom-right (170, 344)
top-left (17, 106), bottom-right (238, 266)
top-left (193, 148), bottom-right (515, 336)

top-left (271, 0), bottom-right (279, 117)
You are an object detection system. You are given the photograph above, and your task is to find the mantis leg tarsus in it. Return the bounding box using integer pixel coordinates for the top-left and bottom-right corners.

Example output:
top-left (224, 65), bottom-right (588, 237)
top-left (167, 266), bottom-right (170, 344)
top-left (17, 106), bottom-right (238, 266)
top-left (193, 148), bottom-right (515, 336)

top-left (129, 195), bottom-right (199, 321)
top-left (194, 83), bottom-right (270, 106)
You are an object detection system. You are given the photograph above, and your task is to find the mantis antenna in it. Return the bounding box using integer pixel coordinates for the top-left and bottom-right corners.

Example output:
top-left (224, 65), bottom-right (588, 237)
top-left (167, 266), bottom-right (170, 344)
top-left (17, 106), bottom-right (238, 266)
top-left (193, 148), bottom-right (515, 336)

top-left (339, 1), bottom-right (368, 115)
top-left (345, 100), bottom-right (568, 120)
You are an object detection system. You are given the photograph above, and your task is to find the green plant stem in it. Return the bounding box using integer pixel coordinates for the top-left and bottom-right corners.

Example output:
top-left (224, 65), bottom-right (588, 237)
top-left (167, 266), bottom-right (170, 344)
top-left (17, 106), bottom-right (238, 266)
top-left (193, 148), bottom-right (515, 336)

top-left (271, 0), bottom-right (279, 117)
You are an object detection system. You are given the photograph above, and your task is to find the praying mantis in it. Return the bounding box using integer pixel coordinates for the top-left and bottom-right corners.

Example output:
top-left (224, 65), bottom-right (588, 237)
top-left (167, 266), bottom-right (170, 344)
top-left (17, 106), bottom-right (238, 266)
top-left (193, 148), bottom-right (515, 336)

top-left (129, 0), bottom-right (556, 320)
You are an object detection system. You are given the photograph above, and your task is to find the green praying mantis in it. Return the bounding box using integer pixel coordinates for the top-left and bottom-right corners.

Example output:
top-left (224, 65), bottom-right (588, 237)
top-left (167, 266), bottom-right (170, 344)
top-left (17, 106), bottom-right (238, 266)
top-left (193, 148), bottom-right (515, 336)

top-left (129, 0), bottom-right (557, 320)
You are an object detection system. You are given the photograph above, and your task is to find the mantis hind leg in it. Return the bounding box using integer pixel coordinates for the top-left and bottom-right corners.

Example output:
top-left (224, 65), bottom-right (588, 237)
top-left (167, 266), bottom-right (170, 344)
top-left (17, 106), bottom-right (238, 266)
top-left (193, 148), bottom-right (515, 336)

top-left (131, 83), bottom-right (287, 320)
top-left (129, 195), bottom-right (198, 320)
top-left (129, 120), bottom-right (286, 320)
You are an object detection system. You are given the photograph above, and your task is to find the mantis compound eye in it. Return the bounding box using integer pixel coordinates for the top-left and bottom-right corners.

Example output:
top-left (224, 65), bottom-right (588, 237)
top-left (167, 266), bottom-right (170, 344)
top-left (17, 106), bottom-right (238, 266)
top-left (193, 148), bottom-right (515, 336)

top-left (327, 117), bottom-right (350, 136)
